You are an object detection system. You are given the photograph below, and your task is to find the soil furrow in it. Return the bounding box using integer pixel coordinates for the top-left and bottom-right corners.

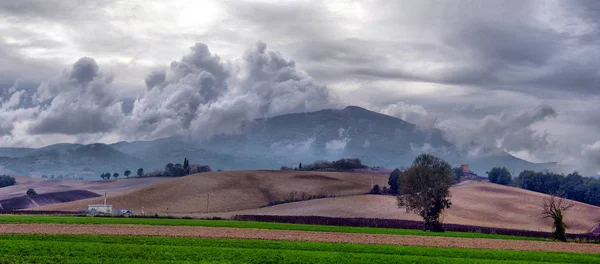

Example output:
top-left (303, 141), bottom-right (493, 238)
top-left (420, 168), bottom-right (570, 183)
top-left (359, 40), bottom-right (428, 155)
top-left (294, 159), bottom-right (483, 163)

top-left (0, 224), bottom-right (599, 253)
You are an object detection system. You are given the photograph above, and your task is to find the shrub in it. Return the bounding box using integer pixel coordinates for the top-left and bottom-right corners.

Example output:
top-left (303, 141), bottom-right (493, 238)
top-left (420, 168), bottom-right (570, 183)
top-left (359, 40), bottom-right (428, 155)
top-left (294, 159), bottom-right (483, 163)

top-left (369, 184), bottom-right (381, 194)
top-left (26, 188), bottom-right (37, 196)
top-left (0, 175), bottom-right (16, 188)
top-left (488, 167), bottom-right (512, 185)
top-left (387, 169), bottom-right (402, 194)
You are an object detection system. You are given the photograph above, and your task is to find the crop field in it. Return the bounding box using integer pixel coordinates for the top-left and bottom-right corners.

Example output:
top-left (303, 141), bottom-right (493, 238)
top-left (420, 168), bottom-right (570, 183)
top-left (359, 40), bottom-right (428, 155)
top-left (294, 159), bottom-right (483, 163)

top-left (0, 234), bottom-right (599, 264)
top-left (0, 215), bottom-right (545, 241)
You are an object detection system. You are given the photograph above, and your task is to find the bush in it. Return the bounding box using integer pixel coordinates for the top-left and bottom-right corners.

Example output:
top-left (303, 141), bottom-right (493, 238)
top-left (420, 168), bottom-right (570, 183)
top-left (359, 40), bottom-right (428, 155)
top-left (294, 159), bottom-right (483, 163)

top-left (382, 186), bottom-right (389, 194)
top-left (26, 188), bottom-right (37, 196)
top-left (488, 167), bottom-right (512, 185)
top-left (369, 184), bottom-right (381, 194)
top-left (298, 158), bottom-right (368, 172)
top-left (0, 175), bottom-right (16, 188)
top-left (387, 169), bottom-right (402, 195)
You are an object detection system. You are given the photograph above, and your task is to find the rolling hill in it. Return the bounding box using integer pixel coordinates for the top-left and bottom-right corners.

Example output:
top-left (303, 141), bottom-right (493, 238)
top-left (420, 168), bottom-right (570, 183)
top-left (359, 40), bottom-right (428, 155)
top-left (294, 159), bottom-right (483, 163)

top-left (0, 175), bottom-right (172, 209)
top-left (38, 170), bottom-right (387, 213)
top-left (219, 181), bottom-right (600, 233)
top-left (38, 171), bottom-right (600, 233)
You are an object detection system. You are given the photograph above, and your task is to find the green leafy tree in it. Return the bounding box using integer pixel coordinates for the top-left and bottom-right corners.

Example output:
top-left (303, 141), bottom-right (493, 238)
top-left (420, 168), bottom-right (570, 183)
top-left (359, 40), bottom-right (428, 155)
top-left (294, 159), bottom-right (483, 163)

top-left (452, 167), bottom-right (464, 182)
top-left (488, 167), bottom-right (512, 185)
top-left (165, 163), bottom-right (174, 175)
top-left (183, 158), bottom-right (190, 175)
top-left (26, 188), bottom-right (37, 196)
top-left (124, 170), bottom-right (131, 178)
top-left (137, 168), bottom-right (144, 177)
top-left (397, 154), bottom-right (455, 232)
top-left (0, 175), bottom-right (16, 188)
top-left (387, 169), bottom-right (402, 195)
top-left (113, 173), bottom-right (119, 179)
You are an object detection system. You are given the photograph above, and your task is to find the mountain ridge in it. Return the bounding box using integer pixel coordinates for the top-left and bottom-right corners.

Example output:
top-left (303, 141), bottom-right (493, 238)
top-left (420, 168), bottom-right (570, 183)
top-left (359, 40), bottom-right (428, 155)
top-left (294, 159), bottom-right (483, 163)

top-left (0, 106), bottom-right (555, 177)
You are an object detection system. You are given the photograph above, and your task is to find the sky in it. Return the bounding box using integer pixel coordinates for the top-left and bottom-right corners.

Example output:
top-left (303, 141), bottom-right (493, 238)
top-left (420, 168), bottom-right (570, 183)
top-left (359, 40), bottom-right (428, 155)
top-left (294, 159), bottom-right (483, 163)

top-left (1, 0), bottom-right (600, 173)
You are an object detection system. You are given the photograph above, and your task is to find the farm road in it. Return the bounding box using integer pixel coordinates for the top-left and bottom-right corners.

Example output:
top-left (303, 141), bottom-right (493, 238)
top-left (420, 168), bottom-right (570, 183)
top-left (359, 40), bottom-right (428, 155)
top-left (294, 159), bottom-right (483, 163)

top-left (0, 224), bottom-right (599, 254)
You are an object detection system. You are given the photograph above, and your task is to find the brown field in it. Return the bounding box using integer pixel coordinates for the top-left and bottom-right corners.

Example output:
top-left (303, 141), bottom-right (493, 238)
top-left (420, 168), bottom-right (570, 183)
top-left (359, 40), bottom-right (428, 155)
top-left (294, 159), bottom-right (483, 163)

top-left (202, 181), bottom-right (600, 233)
top-left (0, 176), bottom-right (172, 203)
top-left (39, 170), bottom-right (387, 214)
top-left (34, 171), bottom-right (600, 233)
top-left (1, 223), bottom-right (600, 253)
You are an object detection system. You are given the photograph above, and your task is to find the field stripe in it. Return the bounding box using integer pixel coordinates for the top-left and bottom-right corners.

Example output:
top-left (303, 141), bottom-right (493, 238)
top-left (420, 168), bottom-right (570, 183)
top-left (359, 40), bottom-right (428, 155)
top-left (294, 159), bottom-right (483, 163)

top-left (0, 215), bottom-right (548, 241)
top-left (0, 223), bottom-right (598, 254)
top-left (1, 235), bottom-right (597, 263)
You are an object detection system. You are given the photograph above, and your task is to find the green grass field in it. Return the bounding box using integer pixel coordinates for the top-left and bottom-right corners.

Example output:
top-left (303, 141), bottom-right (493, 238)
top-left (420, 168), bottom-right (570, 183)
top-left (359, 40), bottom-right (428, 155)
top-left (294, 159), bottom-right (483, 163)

top-left (0, 215), bottom-right (546, 241)
top-left (0, 234), bottom-right (596, 264)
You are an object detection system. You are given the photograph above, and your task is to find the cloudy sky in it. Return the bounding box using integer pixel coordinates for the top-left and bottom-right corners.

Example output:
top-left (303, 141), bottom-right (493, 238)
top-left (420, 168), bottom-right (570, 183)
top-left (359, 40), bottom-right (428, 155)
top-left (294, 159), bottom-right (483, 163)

top-left (1, 0), bottom-right (600, 172)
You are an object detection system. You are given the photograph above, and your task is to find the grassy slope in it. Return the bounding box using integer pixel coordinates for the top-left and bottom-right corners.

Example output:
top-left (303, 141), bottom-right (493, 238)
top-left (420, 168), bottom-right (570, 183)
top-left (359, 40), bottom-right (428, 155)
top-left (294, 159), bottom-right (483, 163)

top-left (0, 215), bottom-right (546, 241)
top-left (0, 234), bottom-right (598, 264)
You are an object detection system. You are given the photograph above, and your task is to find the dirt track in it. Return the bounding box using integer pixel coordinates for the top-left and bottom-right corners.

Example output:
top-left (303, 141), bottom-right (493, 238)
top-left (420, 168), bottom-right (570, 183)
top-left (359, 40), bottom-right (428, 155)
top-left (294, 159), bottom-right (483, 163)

top-left (0, 224), bottom-right (599, 253)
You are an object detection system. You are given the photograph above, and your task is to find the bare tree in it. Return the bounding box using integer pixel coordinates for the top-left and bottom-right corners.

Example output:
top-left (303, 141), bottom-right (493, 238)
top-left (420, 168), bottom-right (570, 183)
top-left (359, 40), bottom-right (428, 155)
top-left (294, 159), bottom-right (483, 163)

top-left (541, 194), bottom-right (575, 242)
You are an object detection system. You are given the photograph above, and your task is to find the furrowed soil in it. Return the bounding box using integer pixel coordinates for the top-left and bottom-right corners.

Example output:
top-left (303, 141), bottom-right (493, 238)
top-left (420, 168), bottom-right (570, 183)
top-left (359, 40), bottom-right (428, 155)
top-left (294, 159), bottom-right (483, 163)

top-left (1, 223), bottom-right (599, 254)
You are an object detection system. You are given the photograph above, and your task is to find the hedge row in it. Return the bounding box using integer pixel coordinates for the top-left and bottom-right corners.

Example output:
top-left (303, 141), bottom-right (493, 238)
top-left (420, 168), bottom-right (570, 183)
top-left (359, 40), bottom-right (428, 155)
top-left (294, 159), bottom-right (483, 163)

top-left (232, 214), bottom-right (600, 242)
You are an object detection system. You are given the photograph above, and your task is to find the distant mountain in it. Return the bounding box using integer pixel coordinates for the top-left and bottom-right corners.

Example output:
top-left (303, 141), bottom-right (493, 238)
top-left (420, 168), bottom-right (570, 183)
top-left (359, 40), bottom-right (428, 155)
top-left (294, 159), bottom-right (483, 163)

top-left (199, 106), bottom-right (552, 174)
top-left (0, 106), bottom-right (554, 178)
top-left (0, 143), bottom-right (147, 178)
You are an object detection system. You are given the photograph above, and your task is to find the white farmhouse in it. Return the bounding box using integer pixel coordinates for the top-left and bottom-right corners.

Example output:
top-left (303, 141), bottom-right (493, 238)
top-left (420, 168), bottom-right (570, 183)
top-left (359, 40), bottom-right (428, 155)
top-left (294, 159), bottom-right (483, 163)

top-left (88, 193), bottom-right (112, 213)
top-left (88, 204), bottom-right (112, 213)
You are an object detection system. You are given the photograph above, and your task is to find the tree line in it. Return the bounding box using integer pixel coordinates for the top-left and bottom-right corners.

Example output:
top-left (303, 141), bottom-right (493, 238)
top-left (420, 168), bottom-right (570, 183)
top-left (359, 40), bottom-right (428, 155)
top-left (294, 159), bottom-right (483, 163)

top-left (516, 170), bottom-right (600, 206)
top-left (281, 158), bottom-right (368, 172)
top-left (100, 168), bottom-right (143, 180)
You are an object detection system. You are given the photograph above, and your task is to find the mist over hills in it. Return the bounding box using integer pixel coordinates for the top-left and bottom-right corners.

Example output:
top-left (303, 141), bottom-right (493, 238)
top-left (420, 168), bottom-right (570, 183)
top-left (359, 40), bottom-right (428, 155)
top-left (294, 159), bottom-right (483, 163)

top-left (0, 106), bottom-right (554, 178)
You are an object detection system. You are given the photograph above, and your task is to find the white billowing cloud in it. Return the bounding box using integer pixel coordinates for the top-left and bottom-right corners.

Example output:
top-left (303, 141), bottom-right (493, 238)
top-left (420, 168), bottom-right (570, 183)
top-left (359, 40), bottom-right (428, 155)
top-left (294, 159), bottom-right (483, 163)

top-left (28, 57), bottom-right (124, 135)
top-left (123, 43), bottom-right (229, 139)
top-left (325, 128), bottom-right (350, 152)
top-left (380, 101), bottom-right (437, 129)
top-left (440, 105), bottom-right (558, 157)
top-left (0, 83), bottom-right (36, 136)
top-left (362, 139), bottom-right (370, 148)
top-left (124, 41), bottom-right (331, 140)
top-left (270, 136), bottom-right (316, 156)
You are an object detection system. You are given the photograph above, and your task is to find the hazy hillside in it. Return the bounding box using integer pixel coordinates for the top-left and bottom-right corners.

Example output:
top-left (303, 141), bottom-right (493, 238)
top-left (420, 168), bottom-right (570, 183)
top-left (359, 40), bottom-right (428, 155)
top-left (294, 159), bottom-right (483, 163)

top-left (0, 106), bottom-right (553, 177)
top-left (0, 143), bottom-right (147, 178)
top-left (200, 106), bottom-right (552, 174)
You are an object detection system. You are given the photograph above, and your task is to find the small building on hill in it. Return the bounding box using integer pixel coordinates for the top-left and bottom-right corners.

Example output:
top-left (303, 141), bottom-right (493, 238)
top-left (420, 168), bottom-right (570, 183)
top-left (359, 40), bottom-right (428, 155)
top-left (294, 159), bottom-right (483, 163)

top-left (460, 164), bottom-right (486, 181)
top-left (88, 204), bottom-right (112, 213)
top-left (88, 193), bottom-right (112, 213)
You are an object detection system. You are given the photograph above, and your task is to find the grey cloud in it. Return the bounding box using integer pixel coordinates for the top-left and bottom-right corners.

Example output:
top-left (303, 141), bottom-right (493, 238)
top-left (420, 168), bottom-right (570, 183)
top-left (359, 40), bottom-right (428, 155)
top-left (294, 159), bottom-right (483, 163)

top-left (125, 41), bottom-right (331, 140)
top-left (440, 105), bottom-right (558, 155)
top-left (144, 70), bottom-right (166, 89)
top-left (125, 42), bottom-right (230, 139)
top-left (0, 0), bottom-right (107, 22)
top-left (28, 96), bottom-right (121, 135)
top-left (70, 57), bottom-right (99, 85)
top-left (28, 57), bottom-right (123, 135)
